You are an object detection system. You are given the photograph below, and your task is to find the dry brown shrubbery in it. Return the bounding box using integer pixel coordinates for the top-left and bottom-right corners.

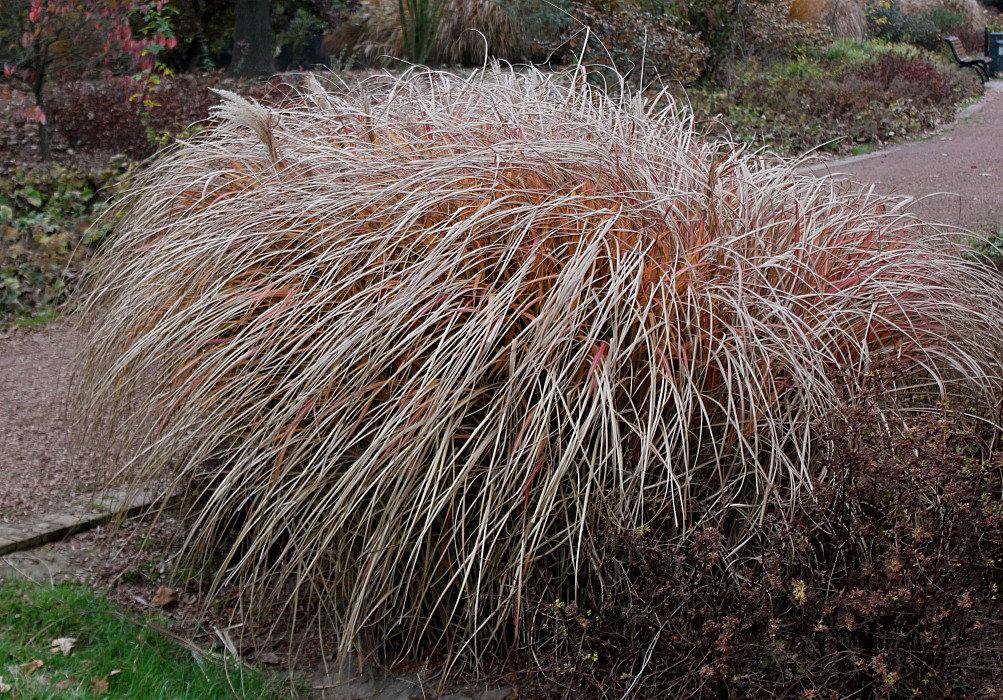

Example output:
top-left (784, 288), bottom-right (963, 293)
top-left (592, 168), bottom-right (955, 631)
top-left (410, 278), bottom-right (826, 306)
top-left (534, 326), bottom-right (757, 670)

top-left (791, 0), bottom-right (867, 39)
top-left (74, 66), bottom-right (1003, 675)
top-left (900, 0), bottom-right (987, 27)
top-left (524, 361), bottom-right (1003, 698)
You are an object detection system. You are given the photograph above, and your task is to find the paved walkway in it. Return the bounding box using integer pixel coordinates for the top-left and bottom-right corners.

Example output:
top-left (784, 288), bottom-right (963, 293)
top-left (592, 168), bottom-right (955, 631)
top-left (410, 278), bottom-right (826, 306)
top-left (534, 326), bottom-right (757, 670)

top-left (804, 81), bottom-right (1003, 232)
top-left (0, 489), bottom-right (158, 584)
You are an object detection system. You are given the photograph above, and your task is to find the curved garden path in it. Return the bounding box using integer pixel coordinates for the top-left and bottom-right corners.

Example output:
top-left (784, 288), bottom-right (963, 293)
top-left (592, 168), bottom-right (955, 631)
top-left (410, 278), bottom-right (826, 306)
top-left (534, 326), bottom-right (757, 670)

top-left (803, 81), bottom-right (1003, 232)
top-left (0, 319), bottom-right (101, 528)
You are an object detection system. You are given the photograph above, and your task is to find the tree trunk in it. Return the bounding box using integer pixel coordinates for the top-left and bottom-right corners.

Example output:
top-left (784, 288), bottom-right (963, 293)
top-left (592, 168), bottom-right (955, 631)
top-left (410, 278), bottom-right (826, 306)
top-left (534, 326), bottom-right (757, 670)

top-left (36, 120), bottom-right (51, 162)
top-left (230, 0), bottom-right (274, 77)
top-left (32, 70), bottom-right (50, 161)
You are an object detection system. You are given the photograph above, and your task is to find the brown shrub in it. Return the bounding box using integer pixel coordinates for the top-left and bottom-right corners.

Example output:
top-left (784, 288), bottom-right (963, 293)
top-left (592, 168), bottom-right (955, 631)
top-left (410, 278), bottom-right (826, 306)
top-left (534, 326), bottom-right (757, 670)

top-left (865, 50), bottom-right (954, 103)
top-left (522, 360), bottom-right (1003, 698)
top-left (792, 0), bottom-right (867, 39)
top-left (47, 73), bottom-right (300, 159)
top-left (560, 1), bottom-right (708, 84)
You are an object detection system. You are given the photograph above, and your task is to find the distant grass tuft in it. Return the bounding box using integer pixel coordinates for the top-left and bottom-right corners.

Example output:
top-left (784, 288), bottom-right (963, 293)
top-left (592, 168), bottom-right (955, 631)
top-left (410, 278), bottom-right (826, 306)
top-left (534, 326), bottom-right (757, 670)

top-left (353, 0), bottom-right (519, 65)
top-left (74, 65), bottom-right (1003, 674)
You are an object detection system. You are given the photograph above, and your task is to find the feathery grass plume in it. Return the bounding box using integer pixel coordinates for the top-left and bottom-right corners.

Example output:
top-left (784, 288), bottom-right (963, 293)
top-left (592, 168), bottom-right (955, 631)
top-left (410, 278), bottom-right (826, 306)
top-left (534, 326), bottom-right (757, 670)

top-left (73, 65), bottom-right (1003, 673)
top-left (209, 89), bottom-right (279, 164)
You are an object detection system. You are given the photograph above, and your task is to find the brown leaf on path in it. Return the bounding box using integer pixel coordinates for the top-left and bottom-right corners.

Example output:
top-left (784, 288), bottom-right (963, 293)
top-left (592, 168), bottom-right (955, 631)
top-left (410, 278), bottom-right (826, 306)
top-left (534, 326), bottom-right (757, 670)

top-left (150, 586), bottom-right (179, 607)
top-left (20, 659), bottom-right (43, 674)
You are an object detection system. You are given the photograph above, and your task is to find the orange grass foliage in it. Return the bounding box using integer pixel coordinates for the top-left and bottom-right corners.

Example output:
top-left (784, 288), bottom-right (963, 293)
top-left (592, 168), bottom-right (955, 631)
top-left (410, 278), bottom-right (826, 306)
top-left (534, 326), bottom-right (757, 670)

top-left (73, 67), bottom-right (1003, 674)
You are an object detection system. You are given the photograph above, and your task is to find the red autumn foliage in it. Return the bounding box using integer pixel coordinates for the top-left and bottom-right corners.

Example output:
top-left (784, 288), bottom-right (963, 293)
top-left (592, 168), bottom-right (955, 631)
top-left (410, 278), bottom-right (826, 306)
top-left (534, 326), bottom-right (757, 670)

top-left (0, 0), bottom-right (172, 159)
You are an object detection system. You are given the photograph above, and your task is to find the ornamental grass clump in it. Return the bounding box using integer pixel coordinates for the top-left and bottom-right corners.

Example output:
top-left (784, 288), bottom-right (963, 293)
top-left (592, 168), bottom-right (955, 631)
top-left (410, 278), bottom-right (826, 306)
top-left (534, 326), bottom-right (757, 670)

top-left (74, 66), bottom-right (1003, 670)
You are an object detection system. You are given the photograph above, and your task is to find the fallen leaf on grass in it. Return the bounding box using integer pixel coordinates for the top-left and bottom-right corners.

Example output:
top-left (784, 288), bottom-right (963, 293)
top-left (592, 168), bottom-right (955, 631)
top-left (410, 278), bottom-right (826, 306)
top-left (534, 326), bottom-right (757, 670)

top-left (0, 677), bottom-right (11, 693)
top-left (49, 637), bottom-right (76, 656)
top-left (89, 669), bottom-right (120, 695)
top-left (150, 586), bottom-right (179, 607)
top-left (19, 660), bottom-right (43, 674)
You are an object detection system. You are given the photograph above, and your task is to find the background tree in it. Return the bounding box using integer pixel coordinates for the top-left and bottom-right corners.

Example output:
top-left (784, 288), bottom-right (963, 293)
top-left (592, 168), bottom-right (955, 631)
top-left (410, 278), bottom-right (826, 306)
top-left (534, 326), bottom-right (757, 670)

top-left (230, 0), bottom-right (274, 76)
top-left (159, 0), bottom-right (354, 75)
top-left (0, 0), bottom-right (171, 159)
top-left (159, 0), bottom-right (232, 71)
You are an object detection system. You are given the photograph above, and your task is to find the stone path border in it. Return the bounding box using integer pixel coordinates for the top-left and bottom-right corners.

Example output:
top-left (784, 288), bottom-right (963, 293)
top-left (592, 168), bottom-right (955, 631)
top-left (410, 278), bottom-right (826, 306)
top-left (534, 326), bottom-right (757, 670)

top-left (0, 489), bottom-right (159, 557)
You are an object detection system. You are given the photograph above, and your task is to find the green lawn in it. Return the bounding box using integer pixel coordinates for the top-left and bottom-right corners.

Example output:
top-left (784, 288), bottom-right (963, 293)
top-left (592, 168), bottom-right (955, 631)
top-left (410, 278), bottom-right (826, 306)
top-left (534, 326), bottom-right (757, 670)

top-left (0, 579), bottom-right (290, 699)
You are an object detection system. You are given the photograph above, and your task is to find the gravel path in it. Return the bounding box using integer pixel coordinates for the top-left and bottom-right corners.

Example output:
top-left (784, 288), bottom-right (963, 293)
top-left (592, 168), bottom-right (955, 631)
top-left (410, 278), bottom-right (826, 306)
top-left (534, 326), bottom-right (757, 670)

top-left (804, 81), bottom-right (1003, 232)
top-left (0, 319), bottom-right (101, 527)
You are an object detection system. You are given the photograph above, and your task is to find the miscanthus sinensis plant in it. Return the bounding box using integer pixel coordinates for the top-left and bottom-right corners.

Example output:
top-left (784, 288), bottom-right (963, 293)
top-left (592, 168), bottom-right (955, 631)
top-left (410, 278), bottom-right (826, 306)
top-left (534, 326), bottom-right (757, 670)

top-left (74, 66), bottom-right (1003, 671)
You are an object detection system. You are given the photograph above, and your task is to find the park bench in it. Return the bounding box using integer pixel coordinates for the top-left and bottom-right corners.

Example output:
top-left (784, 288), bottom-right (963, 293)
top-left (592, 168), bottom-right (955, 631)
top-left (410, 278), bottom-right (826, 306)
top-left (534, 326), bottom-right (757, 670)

top-left (944, 36), bottom-right (991, 84)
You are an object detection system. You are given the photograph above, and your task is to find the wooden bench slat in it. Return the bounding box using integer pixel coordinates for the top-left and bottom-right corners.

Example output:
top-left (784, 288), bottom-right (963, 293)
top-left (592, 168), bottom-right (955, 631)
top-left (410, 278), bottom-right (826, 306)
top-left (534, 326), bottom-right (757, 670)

top-left (945, 35), bottom-right (991, 83)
